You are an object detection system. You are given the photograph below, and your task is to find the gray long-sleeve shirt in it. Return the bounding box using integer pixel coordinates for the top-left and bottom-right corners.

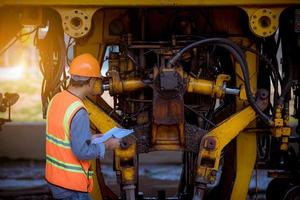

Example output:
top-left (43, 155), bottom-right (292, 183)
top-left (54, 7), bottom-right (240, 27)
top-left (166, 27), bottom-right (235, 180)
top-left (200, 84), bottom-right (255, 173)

top-left (48, 108), bottom-right (105, 198)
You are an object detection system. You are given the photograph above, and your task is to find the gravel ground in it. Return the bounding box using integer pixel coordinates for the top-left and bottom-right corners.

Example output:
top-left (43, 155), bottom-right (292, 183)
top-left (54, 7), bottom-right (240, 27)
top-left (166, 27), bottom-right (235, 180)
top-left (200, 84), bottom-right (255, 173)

top-left (0, 159), bottom-right (272, 200)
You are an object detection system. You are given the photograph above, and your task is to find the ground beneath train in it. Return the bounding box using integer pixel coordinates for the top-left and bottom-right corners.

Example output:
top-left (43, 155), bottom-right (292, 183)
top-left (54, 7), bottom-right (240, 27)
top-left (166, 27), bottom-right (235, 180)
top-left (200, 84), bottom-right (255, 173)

top-left (0, 159), bottom-right (272, 200)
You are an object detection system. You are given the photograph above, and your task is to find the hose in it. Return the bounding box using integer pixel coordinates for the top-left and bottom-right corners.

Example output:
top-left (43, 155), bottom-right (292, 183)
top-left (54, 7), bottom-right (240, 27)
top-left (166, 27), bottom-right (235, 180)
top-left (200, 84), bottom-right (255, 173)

top-left (35, 11), bottom-right (66, 118)
top-left (168, 38), bottom-right (273, 125)
top-left (278, 53), bottom-right (293, 106)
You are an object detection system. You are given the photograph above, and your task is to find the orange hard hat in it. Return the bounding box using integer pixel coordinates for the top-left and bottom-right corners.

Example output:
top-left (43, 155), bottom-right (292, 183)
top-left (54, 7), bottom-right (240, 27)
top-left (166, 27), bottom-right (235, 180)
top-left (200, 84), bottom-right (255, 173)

top-left (69, 53), bottom-right (100, 78)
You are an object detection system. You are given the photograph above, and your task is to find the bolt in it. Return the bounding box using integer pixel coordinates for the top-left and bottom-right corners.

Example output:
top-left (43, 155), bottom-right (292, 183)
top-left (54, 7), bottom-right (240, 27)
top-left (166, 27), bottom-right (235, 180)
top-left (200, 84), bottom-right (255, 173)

top-left (204, 137), bottom-right (217, 151)
top-left (210, 170), bottom-right (217, 176)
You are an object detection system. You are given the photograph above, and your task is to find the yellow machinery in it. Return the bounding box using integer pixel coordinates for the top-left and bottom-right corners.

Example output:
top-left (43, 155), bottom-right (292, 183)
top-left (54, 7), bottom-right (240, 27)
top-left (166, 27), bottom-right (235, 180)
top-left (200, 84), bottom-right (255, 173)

top-left (1, 1), bottom-right (300, 200)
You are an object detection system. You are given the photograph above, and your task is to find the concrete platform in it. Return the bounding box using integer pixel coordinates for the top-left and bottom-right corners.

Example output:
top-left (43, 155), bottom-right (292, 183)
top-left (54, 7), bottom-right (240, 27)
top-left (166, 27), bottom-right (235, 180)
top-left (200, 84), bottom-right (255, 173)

top-left (0, 122), bottom-right (182, 163)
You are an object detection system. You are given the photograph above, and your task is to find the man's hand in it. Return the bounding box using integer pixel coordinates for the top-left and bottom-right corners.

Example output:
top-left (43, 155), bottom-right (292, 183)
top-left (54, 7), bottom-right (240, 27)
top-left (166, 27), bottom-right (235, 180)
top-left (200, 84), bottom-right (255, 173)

top-left (104, 137), bottom-right (120, 150)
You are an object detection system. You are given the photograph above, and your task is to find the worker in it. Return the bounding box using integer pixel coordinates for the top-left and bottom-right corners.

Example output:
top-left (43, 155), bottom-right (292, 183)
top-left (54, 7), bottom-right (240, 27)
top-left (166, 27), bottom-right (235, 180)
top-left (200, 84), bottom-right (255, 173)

top-left (45, 53), bottom-right (120, 200)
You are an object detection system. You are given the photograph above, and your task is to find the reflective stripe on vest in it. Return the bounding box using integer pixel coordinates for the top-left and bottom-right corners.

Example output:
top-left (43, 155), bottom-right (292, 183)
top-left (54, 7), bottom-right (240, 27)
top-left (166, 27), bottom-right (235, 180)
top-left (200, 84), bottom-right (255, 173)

top-left (46, 133), bottom-right (71, 148)
top-left (46, 101), bottom-right (83, 149)
top-left (46, 155), bottom-right (93, 177)
top-left (46, 101), bottom-right (90, 175)
top-left (45, 91), bottom-right (93, 192)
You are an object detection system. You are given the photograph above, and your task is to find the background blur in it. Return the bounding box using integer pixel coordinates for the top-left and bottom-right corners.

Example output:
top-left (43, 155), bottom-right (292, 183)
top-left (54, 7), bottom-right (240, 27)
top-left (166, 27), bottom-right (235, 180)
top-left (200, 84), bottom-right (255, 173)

top-left (0, 27), bottom-right (43, 122)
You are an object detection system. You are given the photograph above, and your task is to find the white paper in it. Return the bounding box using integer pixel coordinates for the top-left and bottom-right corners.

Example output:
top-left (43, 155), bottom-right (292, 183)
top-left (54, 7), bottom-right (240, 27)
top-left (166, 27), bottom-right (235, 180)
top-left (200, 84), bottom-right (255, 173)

top-left (91, 127), bottom-right (134, 144)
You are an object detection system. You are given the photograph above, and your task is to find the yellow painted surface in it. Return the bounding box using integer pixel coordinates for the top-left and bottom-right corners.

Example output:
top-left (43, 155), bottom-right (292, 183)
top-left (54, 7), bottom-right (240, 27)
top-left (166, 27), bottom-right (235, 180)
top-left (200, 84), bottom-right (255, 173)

top-left (187, 74), bottom-right (230, 98)
top-left (83, 98), bottom-right (118, 200)
top-left (231, 45), bottom-right (258, 200)
top-left (197, 105), bottom-right (257, 183)
top-left (187, 77), bottom-right (214, 96)
top-left (83, 98), bottom-right (118, 133)
top-left (115, 144), bottom-right (137, 182)
top-left (110, 77), bottom-right (146, 94)
top-left (242, 7), bottom-right (284, 38)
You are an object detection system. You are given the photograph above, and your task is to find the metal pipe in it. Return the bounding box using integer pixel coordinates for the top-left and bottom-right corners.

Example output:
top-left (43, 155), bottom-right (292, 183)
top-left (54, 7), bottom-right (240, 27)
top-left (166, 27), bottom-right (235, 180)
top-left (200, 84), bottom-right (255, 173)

top-left (225, 88), bottom-right (240, 95)
top-left (102, 84), bottom-right (110, 91)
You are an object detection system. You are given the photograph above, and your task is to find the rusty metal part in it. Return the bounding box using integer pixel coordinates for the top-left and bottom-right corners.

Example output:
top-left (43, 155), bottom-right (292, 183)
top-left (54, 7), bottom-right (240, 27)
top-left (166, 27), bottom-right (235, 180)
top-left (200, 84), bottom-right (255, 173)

top-left (133, 124), bottom-right (151, 153)
top-left (185, 123), bottom-right (206, 153)
top-left (152, 67), bottom-right (185, 151)
top-left (154, 67), bottom-right (186, 99)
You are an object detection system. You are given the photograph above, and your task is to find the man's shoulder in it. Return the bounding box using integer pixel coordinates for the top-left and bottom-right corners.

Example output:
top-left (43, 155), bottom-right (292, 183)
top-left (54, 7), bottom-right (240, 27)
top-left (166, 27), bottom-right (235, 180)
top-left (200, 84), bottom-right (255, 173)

top-left (72, 108), bottom-right (88, 122)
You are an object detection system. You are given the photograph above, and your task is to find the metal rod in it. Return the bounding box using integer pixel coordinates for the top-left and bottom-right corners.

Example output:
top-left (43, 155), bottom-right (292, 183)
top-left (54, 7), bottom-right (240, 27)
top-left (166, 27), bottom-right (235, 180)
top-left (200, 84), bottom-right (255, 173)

top-left (102, 84), bottom-right (110, 91)
top-left (225, 88), bottom-right (240, 95)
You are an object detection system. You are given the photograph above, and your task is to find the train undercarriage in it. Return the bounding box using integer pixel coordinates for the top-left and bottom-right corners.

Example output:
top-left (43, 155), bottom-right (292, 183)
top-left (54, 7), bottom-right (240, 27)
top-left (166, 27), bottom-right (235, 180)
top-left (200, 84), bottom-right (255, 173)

top-left (0, 2), bottom-right (300, 199)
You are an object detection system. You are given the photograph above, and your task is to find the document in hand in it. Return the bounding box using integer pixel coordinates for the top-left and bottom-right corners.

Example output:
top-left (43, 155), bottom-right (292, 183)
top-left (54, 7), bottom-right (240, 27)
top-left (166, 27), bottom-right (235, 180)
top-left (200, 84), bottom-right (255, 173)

top-left (91, 127), bottom-right (134, 144)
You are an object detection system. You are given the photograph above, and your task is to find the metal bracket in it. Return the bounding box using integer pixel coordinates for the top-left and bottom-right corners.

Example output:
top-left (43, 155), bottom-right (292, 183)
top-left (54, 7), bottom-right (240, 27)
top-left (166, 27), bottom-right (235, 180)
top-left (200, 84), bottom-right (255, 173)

top-left (242, 7), bottom-right (285, 38)
top-left (54, 7), bottom-right (99, 38)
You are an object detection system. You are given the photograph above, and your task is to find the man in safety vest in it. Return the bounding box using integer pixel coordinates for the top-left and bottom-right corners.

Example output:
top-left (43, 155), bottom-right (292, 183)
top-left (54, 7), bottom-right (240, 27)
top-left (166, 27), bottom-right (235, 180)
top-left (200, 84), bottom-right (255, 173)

top-left (45, 53), bottom-right (120, 200)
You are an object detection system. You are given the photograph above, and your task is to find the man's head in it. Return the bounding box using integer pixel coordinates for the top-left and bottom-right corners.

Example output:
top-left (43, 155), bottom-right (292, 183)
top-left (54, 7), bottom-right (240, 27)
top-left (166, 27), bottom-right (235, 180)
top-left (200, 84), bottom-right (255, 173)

top-left (69, 53), bottom-right (101, 96)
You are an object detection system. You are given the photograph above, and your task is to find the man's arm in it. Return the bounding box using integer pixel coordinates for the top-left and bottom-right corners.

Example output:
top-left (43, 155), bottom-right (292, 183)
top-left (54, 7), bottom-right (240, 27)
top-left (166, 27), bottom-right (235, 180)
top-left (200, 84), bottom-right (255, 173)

top-left (70, 108), bottom-right (105, 160)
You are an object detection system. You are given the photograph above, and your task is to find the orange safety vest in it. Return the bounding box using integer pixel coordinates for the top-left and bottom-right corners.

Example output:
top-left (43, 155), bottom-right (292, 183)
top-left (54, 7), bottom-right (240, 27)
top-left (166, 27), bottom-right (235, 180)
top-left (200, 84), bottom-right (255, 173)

top-left (45, 90), bottom-right (93, 192)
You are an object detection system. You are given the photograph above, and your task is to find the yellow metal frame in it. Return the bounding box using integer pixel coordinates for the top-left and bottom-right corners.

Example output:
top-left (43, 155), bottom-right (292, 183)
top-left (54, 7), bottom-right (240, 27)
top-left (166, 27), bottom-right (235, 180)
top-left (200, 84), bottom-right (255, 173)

top-left (231, 42), bottom-right (258, 200)
top-left (114, 144), bottom-right (137, 183)
top-left (1, 0), bottom-right (300, 6)
top-left (83, 98), bottom-right (118, 200)
top-left (54, 7), bottom-right (98, 38)
top-left (84, 98), bottom-right (137, 199)
top-left (196, 105), bottom-right (260, 183)
top-left (242, 7), bottom-right (285, 38)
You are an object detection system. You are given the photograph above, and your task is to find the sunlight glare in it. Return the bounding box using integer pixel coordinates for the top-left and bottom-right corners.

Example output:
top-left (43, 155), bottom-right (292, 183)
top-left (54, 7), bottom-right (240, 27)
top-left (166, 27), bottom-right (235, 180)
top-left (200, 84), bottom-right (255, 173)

top-left (0, 65), bottom-right (24, 81)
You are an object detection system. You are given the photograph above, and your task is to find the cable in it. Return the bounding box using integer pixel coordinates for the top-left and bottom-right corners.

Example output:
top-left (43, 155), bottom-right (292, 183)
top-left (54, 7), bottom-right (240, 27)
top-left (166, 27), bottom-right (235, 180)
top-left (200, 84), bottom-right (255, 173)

top-left (242, 45), bottom-right (281, 110)
top-left (168, 38), bottom-right (273, 125)
top-left (184, 104), bottom-right (216, 128)
top-left (0, 28), bottom-right (38, 56)
top-left (35, 11), bottom-right (66, 117)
